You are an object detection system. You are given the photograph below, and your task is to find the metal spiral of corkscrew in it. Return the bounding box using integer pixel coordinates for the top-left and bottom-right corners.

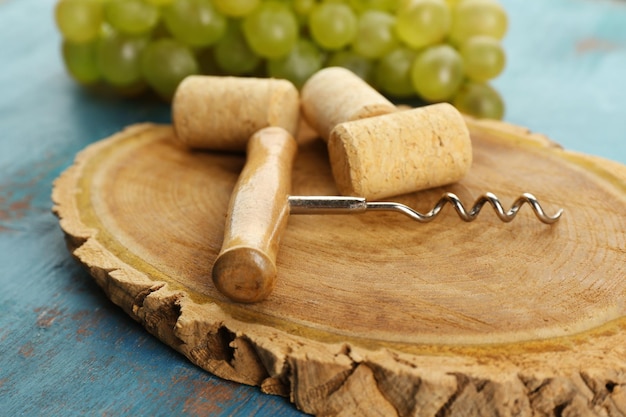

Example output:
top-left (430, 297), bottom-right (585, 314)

top-left (289, 192), bottom-right (563, 224)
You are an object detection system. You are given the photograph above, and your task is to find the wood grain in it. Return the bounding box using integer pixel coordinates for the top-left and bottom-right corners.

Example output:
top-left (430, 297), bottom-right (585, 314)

top-left (52, 119), bottom-right (626, 416)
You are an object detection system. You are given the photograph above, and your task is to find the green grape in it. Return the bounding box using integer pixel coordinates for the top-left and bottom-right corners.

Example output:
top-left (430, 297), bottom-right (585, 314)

top-left (104, 0), bottom-right (159, 35)
top-left (163, 0), bottom-right (227, 47)
top-left (349, 0), bottom-right (399, 13)
top-left (308, 3), bottom-right (357, 50)
top-left (293, 0), bottom-right (315, 16)
top-left (353, 11), bottom-right (397, 60)
top-left (410, 44), bottom-right (464, 102)
top-left (453, 81), bottom-right (504, 119)
top-left (242, 2), bottom-right (298, 59)
top-left (267, 39), bottom-right (323, 88)
top-left (326, 51), bottom-right (374, 84)
top-left (144, 0), bottom-right (174, 5)
top-left (450, 0), bottom-right (507, 45)
top-left (395, 0), bottom-right (450, 50)
top-left (213, 0), bottom-right (260, 17)
top-left (96, 30), bottom-right (148, 87)
top-left (62, 40), bottom-right (100, 84)
top-left (55, 0), bottom-right (104, 43)
top-left (375, 47), bottom-right (416, 98)
top-left (214, 21), bottom-right (260, 74)
top-left (459, 36), bottom-right (505, 82)
top-left (141, 39), bottom-right (199, 99)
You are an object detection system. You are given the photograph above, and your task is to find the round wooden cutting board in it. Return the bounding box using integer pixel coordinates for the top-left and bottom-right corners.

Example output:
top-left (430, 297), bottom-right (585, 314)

top-left (53, 119), bottom-right (626, 416)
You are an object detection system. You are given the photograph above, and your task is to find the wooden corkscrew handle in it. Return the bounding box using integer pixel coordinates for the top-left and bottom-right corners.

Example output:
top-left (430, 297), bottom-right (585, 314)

top-left (212, 127), bottom-right (298, 303)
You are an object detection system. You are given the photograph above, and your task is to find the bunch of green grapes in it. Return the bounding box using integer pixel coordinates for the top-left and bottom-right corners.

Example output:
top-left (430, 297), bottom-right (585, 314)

top-left (55, 0), bottom-right (507, 119)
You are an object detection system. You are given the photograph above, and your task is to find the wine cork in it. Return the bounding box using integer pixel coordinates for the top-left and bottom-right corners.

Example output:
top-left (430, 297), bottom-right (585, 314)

top-left (301, 67), bottom-right (397, 142)
top-left (172, 75), bottom-right (300, 151)
top-left (328, 103), bottom-right (472, 200)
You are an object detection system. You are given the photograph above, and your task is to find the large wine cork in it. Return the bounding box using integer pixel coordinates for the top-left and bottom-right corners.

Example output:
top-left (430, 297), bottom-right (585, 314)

top-left (328, 103), bottom-right (472, 200)
top-left (301, 67), bottom-right (397, 142)
top-left (172, 75), bottom-right (300, 151)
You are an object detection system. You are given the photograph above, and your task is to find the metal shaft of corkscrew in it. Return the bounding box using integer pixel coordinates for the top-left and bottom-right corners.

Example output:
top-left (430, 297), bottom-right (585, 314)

top-left (288, 193), bottom-right (563, 224)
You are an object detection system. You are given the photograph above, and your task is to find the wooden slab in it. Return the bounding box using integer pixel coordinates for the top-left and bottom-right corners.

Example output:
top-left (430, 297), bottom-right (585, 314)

top-left (52, 120), bottom-right (626, 416)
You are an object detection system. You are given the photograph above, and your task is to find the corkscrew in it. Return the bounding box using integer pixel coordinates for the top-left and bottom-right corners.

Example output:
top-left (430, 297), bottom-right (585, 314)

top-left (207, 127), bottom-right (564, 304)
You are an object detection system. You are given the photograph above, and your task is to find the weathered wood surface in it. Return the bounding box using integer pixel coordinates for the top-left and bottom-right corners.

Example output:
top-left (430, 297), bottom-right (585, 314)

top-left (52, 119), bottom-right (626, 416)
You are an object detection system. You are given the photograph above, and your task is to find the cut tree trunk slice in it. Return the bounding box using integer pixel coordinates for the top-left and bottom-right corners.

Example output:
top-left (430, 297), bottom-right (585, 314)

top-left (52, 119), bottom-right (626, 416)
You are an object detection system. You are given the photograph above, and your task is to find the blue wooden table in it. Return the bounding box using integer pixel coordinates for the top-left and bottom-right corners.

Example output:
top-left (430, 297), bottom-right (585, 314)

top-left (1, 0), bottom-right (625, 415)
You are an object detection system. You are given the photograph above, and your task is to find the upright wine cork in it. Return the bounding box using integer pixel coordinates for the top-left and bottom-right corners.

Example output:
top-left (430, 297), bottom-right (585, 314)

top-left (328, 103), bottom-right (472, 200)
top-left (172, 75), bottom-right (300, 151)
top-left (301, 67), bottom-right (397, 142)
